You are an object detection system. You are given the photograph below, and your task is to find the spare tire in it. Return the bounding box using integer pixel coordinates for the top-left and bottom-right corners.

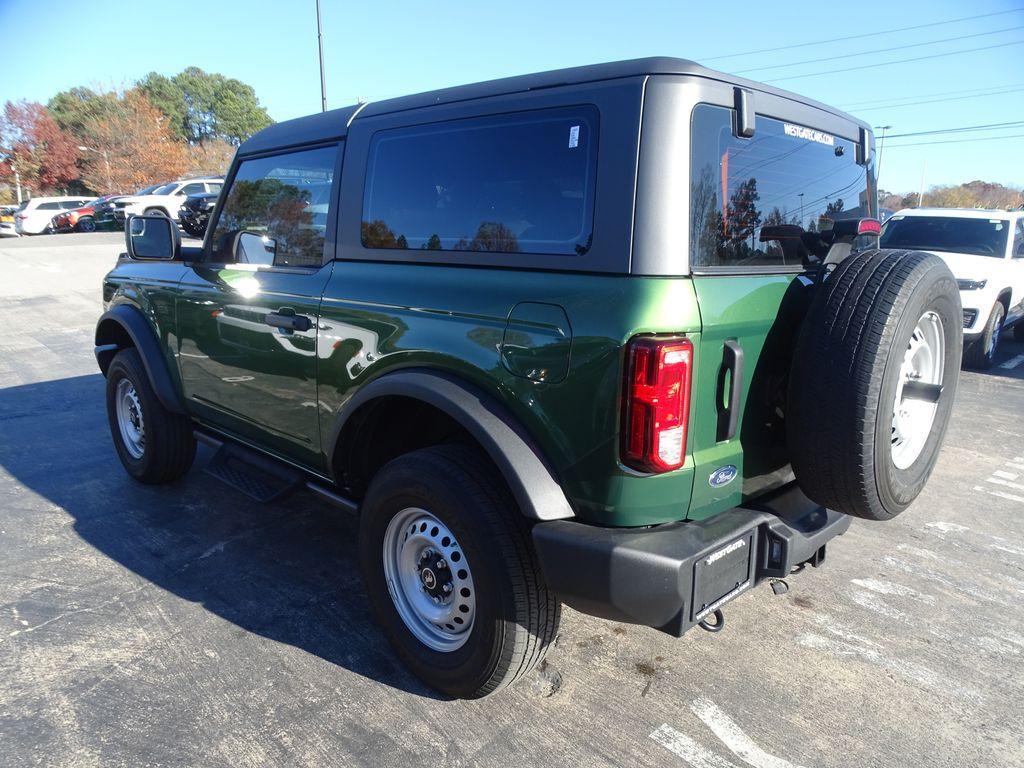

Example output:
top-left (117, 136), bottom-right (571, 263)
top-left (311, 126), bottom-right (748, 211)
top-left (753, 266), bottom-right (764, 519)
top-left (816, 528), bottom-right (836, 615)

top-left (787, 249), bottom-right (961, 521)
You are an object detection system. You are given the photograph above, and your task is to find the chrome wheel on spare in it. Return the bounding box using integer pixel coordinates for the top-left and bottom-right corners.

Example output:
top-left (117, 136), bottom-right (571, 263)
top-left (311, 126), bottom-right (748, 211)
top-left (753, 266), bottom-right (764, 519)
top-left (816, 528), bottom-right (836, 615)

top-left (382, 507), bottom-right (476, 652)
top-left (115, 378), bottom-right (146, 459)
top-left (891, 311), bottom-right (944, 470)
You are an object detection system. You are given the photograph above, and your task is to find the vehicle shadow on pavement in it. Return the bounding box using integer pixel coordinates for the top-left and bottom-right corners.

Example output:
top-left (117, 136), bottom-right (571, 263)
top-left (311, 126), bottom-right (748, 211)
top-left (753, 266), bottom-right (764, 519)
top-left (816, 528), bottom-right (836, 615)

top-left (0, 373), bottom-right (444, 700)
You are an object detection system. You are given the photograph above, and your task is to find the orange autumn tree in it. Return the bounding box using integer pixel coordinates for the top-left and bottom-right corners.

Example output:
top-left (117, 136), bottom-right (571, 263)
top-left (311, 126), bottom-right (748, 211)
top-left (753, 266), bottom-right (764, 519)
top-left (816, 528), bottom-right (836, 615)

top-left (80, 90), bottom-right (188, 194)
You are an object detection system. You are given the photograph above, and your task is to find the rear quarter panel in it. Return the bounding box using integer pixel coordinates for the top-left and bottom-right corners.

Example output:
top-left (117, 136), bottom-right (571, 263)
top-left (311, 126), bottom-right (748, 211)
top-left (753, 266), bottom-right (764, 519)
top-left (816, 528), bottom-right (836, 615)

top-left (316, 264), bottom-right (702, 526)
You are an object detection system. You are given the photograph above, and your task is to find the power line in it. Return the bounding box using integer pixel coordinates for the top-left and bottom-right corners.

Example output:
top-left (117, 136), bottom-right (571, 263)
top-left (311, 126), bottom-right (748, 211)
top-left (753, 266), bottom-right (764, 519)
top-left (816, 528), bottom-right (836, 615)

top-left (736, 24), bottom-right (1024, 74)
top-left (885, 120), bottom-right (1024, 139)
top-left (841, 82), bottom-right (1024, 108)
top-left (766, 39), bottom-right (1024, 83)
top-left (699, 9), bottom-right (1023, 62)
top-left (842, 86), bottom-right (1024, 112)
top-left (885, 132), bottom-right (1024, 148)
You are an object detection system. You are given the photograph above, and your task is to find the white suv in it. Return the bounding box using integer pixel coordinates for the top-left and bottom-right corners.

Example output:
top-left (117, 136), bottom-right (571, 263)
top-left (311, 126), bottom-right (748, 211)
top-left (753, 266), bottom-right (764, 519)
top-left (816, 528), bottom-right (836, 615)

top-left (113, 177), bottom-right (224, 223)
top-left (880, 208), bottom-right (1024, 368)
top-left (14, 196), bottom-right (94, 235)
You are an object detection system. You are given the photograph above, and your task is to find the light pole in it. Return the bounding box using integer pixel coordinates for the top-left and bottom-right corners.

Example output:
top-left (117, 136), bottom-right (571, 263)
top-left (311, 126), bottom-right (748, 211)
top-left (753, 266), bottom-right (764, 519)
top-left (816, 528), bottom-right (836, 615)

top-left (874, 125), bottom-right (892, 190)
top-left (0, 146), bottom-right (23, 203)
top-left (78, 145), bottom-right (113, 193)
top-left (316, 0), bottom-right (327, 112)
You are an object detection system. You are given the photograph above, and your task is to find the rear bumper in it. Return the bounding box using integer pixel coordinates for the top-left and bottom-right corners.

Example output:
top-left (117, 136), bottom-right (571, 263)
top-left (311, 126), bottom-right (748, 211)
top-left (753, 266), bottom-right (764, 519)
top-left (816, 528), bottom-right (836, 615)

top-left (532, 483), bottom-right (850, 636)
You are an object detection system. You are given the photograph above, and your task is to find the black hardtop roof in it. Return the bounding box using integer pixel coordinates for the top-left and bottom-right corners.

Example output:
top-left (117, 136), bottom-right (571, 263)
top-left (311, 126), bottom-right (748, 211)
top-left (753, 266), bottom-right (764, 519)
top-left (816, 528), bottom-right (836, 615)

top-left (238, 57), bottom-right (869, 155)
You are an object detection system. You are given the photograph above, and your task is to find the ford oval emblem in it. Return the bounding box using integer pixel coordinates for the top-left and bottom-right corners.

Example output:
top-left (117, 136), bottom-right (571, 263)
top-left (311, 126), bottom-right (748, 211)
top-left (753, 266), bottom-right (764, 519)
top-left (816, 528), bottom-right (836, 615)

top-left (709, 465), bottom-right (738, 488)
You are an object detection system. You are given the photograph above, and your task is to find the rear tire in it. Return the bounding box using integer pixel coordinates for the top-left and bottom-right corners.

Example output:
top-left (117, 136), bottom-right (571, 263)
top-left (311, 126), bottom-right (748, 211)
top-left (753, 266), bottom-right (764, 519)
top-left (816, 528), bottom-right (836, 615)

top-left (788, 250), bottom-right (961, 521)
top-left (964, 302), bottom-right (1004, 369)
top-left (359, 444), bottom-right (560, 698)
top-left (105, 348), bottom-right (196, 484)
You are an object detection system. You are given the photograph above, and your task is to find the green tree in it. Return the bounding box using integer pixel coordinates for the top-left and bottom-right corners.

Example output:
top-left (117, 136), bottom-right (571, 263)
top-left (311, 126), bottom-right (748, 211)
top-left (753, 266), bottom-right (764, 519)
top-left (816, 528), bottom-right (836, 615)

top-left (47, 87), bottom-right (121, 143)
top-left (138, 67), bottom-right (273, 145)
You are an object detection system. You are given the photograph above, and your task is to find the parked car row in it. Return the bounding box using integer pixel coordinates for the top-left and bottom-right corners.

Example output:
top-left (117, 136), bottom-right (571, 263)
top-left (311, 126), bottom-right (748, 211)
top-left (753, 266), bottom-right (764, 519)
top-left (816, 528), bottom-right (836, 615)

top-left (1, 176), bottom-right (224, 239)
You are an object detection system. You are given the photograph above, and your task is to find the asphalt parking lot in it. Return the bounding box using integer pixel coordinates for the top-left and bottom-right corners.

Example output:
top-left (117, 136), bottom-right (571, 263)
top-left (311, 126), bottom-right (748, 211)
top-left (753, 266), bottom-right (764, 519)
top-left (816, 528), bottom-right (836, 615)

top-left (1, 232), bottom-right (1023, 768)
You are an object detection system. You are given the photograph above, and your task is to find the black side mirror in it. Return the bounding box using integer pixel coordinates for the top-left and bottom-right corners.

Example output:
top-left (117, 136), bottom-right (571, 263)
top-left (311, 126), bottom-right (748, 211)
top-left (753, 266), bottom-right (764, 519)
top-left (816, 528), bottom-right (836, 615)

top-left (125, 214), bottom-right (180, 260)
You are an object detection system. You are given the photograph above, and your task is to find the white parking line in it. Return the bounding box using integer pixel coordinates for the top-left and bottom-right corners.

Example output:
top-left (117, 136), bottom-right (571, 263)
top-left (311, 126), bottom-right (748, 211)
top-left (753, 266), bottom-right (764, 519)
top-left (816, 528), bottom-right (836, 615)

top-left (650, 724), bottom-right (740, 768)
top-left (850, 578), bottom-right (935, 603)
top-left (986, 476), bottom-right (1024, 492)
top-left (993, 469), bottom-right (1020, 481)
top-left (924, 521), bottom-right (969, 533)
top-left (690, 699), bottom-right (809, 768)
top-left (998, 353), bottom-right (1024, 369)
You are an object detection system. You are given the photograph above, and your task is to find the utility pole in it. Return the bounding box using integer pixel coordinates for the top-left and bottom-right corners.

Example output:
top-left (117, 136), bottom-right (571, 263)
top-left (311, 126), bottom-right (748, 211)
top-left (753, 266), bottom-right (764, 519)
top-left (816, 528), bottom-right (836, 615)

top-left (918, 159), bottom-right (928, 208)
top-left (874, 125), bottom-right (892, 189)
top-left (316, 0), bottom-right (327, 112)
top-left (798, 192), bottom-right (804, 225)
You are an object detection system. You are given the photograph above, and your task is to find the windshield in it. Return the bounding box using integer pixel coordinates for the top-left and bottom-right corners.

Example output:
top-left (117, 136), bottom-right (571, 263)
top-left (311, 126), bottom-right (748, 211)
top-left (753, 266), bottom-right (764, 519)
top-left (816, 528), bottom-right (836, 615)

top-left (880, 215), bottom-right (1010, 258)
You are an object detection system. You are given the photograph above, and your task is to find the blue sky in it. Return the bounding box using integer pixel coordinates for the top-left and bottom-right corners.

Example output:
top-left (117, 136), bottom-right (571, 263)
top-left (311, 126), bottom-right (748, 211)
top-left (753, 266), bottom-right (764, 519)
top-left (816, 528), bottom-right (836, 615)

top-left (1, 0), bottom-right (1022, 193)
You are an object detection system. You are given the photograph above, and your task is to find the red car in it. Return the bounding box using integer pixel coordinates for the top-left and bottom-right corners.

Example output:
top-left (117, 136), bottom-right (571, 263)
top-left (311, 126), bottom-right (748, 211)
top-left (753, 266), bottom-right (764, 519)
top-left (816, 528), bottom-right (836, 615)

top-left (50, 196), bottom-right (116, 233)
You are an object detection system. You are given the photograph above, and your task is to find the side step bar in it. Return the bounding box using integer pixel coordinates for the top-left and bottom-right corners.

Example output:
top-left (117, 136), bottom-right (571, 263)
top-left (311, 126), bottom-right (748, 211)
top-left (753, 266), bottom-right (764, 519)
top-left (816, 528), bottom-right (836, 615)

top-left (195, 430), bottom-right (359, 513)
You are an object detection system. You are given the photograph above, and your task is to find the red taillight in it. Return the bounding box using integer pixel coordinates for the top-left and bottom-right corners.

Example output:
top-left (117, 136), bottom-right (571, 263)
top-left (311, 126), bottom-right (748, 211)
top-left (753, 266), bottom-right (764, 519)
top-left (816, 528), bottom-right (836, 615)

top-left (621, 336), bottom-right (693, 473)
top-left (857, 218), bottom-right (882, 235)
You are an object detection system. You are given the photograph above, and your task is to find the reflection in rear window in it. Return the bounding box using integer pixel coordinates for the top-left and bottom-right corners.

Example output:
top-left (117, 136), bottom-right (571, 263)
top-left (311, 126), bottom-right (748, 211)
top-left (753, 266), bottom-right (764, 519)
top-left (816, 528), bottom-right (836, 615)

top-left (361, 107), bottom-right (599, 257)
top-left (690, 104), bottom-right (874, 269)
top-left (880, 216), bottom-right (1009, 258)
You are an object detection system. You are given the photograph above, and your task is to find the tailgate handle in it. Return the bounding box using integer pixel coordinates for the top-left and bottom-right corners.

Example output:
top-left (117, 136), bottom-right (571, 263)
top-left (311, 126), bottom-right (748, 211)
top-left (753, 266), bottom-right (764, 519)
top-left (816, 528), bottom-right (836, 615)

top-left (716, 339), bottom-right (744, 442)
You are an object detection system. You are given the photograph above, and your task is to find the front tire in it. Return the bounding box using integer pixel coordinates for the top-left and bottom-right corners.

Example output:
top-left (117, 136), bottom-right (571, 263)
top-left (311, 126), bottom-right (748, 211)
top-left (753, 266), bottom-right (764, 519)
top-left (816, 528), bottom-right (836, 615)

top-left (105, 348), bottom-right (196, 484)
top-left (964, 301), bottom-right (1004, 369)
top-left (359, 444), bottom-right (560, 698)
top-left (75, 216), bottom-right (96, 233)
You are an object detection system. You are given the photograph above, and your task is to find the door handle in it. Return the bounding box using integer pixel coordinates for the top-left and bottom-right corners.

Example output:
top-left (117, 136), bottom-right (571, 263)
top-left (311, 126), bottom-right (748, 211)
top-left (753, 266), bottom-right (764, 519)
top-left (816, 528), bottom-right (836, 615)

top-left (265, 309), bottom-right (311, 332)
top-left (716, 339), bottom-right (744, 442)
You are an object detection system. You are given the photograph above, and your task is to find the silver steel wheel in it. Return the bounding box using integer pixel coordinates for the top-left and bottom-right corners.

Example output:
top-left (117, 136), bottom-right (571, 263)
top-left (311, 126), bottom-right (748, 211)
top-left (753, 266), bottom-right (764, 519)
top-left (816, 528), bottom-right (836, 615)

top-left (115, 378), bottom-right (146, 460)
top-left (891, 311), bottom-right (944, 470)
top-left (382, 507), bottom-right (476, 652)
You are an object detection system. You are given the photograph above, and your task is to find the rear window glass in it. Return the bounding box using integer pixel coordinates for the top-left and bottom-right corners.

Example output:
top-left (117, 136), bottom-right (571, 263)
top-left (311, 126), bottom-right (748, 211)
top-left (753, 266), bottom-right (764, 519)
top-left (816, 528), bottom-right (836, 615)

top-left (690, 104), bottom-right (874, 270)
top-left (361, 107), bottom-right (598, 256)
top-left (880, 215), bottom-right (1009, 258)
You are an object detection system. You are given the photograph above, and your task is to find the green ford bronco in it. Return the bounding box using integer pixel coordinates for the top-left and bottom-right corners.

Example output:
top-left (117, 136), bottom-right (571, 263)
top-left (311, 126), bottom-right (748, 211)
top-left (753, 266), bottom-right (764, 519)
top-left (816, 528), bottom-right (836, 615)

top-left (95, 58), bottom-right (961, 698)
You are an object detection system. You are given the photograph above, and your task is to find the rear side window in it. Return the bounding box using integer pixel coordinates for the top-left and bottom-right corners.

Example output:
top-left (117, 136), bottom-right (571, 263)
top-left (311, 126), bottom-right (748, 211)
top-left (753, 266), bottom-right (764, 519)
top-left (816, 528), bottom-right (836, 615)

top-left (361, 107), bottom-right (598, 256)
top-left (690, 104), bottom-right (874, 270)
top-left (210, 144), bottom-right (337, 267)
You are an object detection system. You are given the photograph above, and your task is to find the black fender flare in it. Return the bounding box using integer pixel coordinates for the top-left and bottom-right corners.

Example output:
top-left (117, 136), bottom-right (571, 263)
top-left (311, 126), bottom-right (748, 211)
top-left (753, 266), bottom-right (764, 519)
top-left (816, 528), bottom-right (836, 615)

top-left (94, 304), bottom-right (187, 414)
top-left (328, 369), bottom-right (575, 521)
